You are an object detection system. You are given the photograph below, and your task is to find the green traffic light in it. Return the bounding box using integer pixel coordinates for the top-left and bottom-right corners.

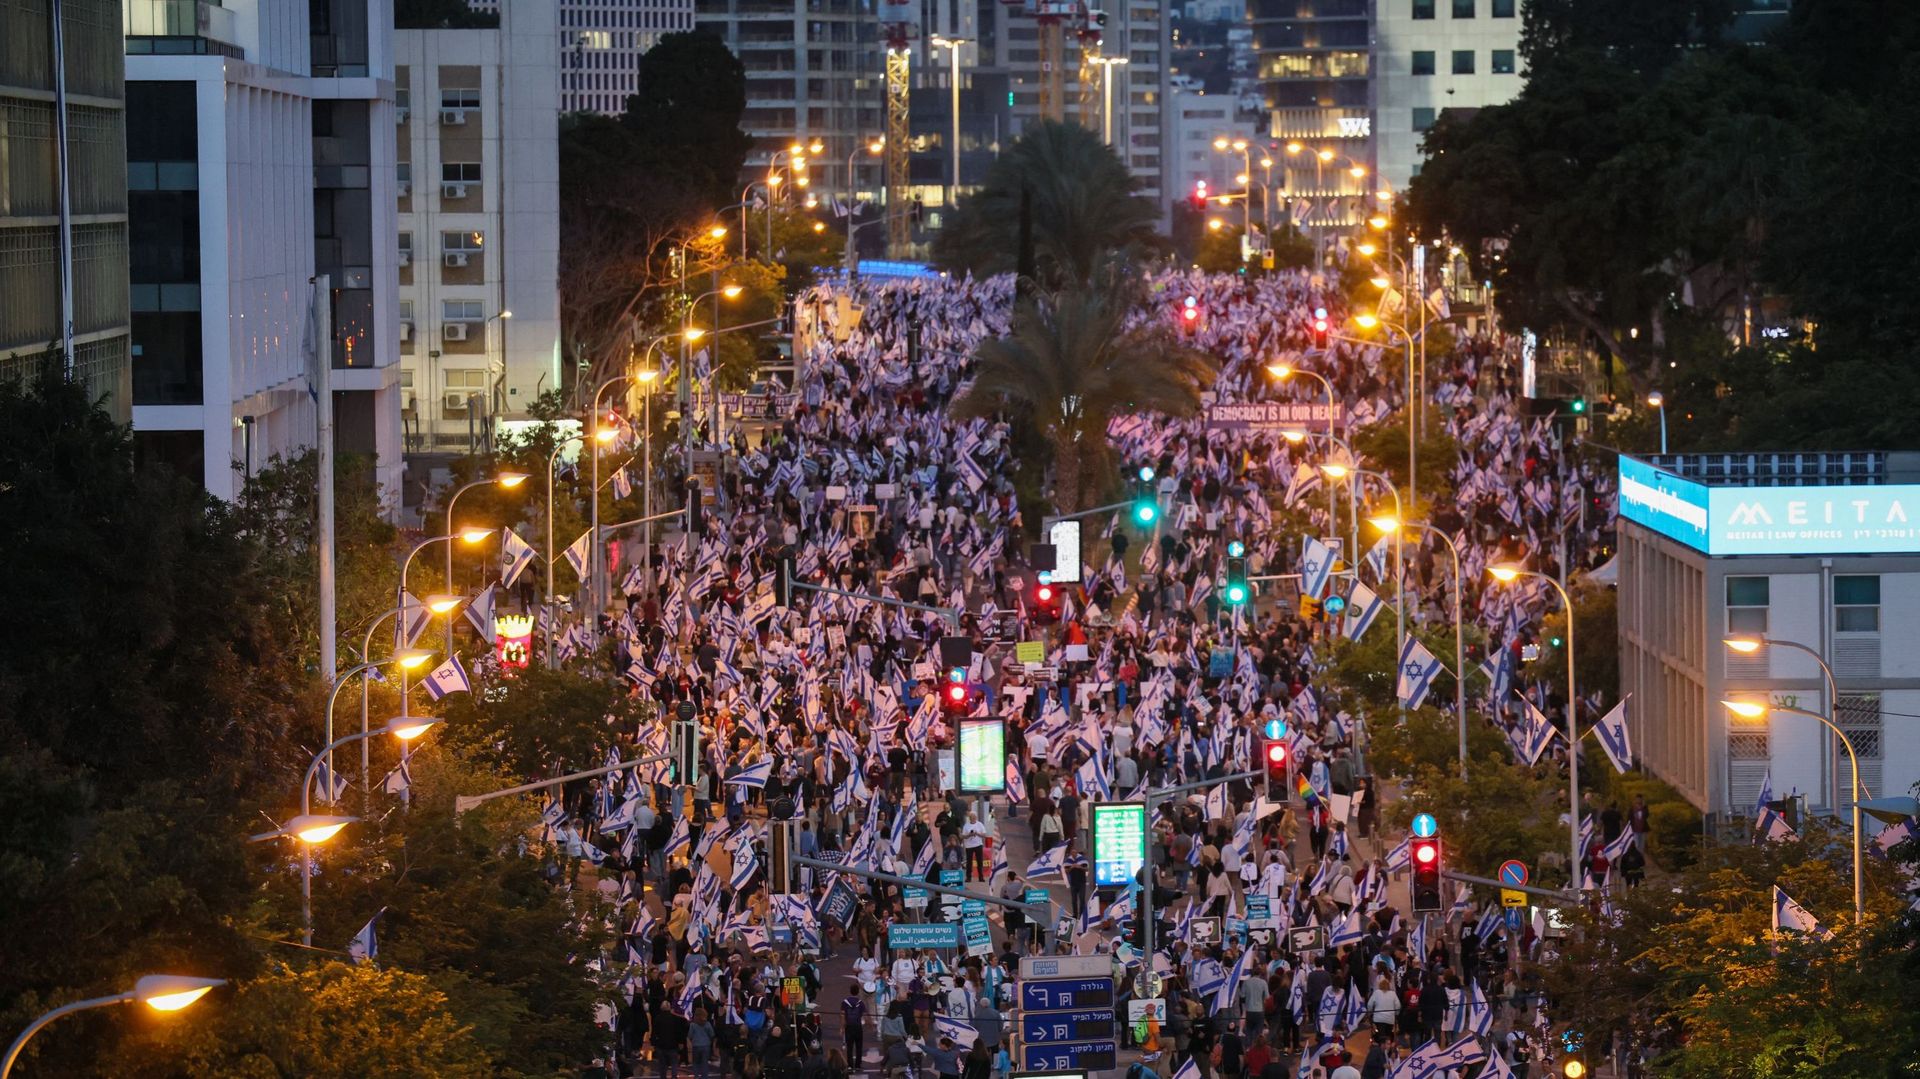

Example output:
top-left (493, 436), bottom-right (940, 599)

top-left (1225, 583), bottom-right (1248, 605)
top-left (1570, 399), bottom-right (1586, 414)
top-left (1134, 501), bottom-right (1158, 524)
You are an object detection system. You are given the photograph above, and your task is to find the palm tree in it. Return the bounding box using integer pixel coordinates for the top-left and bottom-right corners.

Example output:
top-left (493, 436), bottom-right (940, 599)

top-left (951, 281), bottom-right (1216, 514)
top-left (932, 121), bottom-right (1163, 288)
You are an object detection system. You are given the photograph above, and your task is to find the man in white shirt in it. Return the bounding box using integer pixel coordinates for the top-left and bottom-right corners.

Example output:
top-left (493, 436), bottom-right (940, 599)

top-left (962, 814), bottom-right (989, 881)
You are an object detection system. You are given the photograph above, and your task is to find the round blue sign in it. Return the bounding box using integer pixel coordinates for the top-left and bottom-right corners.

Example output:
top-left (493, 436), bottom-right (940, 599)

top-left (1411, 813), bottom-right (1438, 838)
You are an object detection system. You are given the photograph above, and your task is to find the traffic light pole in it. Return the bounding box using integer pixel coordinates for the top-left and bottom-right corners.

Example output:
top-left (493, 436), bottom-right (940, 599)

top-left (1134, 768), bottom-right (1262, 982)
top-left (1441, 869), bottom-right (1577, 904)
top-left (782, 565), bottom-right (961, 629)
top-left (1039, 499), bottom-right (1136, 529)
top-left (452, 752), bottom-right (672, 814)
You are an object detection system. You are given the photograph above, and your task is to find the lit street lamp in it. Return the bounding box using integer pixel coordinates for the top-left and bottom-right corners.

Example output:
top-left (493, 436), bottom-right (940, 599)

top-left (1376, 516), bottom-right (1468, 779)
top-left (1647, 391), bottom-right (1668, 453)
top-left (443, 472), bottom-right (526, 656)
top-left (1487, 563), bottom-right (1582, 883)
top-left (1723, 696), bottom-right (1864, 925)
top-left (2, 975), bottom-right (225, 1077)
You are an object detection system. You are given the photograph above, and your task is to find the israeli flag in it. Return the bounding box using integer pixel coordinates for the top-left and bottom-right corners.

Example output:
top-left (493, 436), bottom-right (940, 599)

top-left (1465, 980), bottom-right (1492, 1037)
top-left (1362, 533), bottom-right (1392, 582)
top-left (1203, 783), bottom-right (1230, 822)
top-left (563, 529), bottom-right (593, 579)
top-left (1212, 948), bottom-right (1249, 1014)
top-left (934, 1015), bottom-right (979, 1049)
top-left (348, 909), bottom-right (380, 962)
top-left (1510, 697), bottom-right (1557, 766)
top-left (1593, 695), bottom-right (1633, 773)
top-left (612, 467), bottom-right (633, 500)
top-left (1384, 835), bottom-right (1411, 873)
top-left (1075, 756), bottom-right (1112, 801)
top-left (1754, 768), bottom-right (1775, 820)
top-left (991, 843), bottom-right (1009, 884)
top-left (422, 655), bottom-right (471, 700)
top-left (956, 452), bottom-right (988, 493)
top-left (1342, 582), bottom-right (1385, 642)
top-left (730, 850), bottom-right (758, 891)
top-left (381, 760), bottom-right (412, 803)
top-left (541, 798), bottom-right (567, 829)
top-left (1396, 637), bottom-right (1443, 710)
top-left (1299, 536), bottom-right (1334, 599)
top-left (1339, 979), bottom-right (1366, 1031)
top-left (1026, 843), bottom-right (1069, 881)
top-left (400, 591), bottom-right (434, 647)
top-left (676, 971), bottom-right (703, 1014)
top-left (1172, 1055), bottom-right (1201, 1079)
top-left (1005, 761), bottom-right (1027, 804)
top-left (725, 758), bottom-right (773, 788)
top-left (314, 758), bottom-right (350, 805)
top-left (500, 527), bottom-right (537, 588)
top-left (464, 583), bottom-right (496, 641)
top-left (1328, 910), bottom-right (1363, 948)
top-left (912, 834), bottom-right (940, 878)
top-left (1872, 817), bottom-right (1917, 859)
top-left (1756, 807), bottom-right (1797, 843)
top-left (1429, 1036), bottom-right (1487, 1071)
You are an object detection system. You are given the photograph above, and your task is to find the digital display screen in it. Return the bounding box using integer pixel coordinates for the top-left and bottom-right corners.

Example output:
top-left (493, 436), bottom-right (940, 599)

top-left (957, 718), bottom-right (1006, 793)
top-left (1090, 802), bottom-right (1147, 888)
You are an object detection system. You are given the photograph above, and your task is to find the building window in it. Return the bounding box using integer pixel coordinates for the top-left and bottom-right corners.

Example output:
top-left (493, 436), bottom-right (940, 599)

top-left (1834, 575), bottom-right (1880, 632)
top-left (399, 300), bottom-right (414, 320)
top-left (442, 368), bottom-right (489, 420)
top-left (1452, 50), bottom-right (1475, 75)
top-left (1726, 576), bottom-right (1769, 635)
top-left (1411, 51), bottom-right (1435, 76)
top-left (443, 299), bottom-right (484, 321)
top-left (1453, 0), bottom-right (1474, 15)
top-left (1413, 0), bottom-right (1434, 18)
top-left (399, 232), bottom-right (412, 261)
top-left (441, 230), bottom-right (484, 255)
top-left (1492, 0), bottom-right (1515, 14)
top-left (1412, 107), bottom-right (1435, 131)
top-left (1492, 49), bottom-right (1516, 74)
top-left (440, 87), bottom-right (481, 110)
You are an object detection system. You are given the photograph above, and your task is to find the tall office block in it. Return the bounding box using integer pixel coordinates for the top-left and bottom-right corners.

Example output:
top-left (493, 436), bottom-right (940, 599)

top-left (1, 0), bottom-right (131, 420)
top-left (469, 0), bottom-right (694, 115)
top-left (124, 0), bottom-right (403, 504)
top-left (396, 0), bottom-right (563, 455)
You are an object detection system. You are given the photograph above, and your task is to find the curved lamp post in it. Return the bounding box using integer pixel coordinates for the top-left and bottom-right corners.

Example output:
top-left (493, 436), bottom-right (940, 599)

top-left (1376, 516), bottom-right (1467, 779)
top-left (443, 472), bottom-right (526, 655)
top-left (2, 975), bottom-right (224, 1078)
top-left (1488, 563), bottom-right (1581, 882)
top-left (1724, 698), bottom-right (1864, 925)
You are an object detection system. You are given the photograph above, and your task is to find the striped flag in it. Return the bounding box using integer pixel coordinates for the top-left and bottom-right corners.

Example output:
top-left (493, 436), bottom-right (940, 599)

top-left (422, 655), bottom-right (470, 700)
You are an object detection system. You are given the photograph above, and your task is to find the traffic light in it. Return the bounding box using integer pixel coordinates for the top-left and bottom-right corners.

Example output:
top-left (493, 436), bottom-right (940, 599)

top-left (1190, 180), bottom-right (1209, 211)
top-left (685, 477), bottom-right (705, 534)
top-left (1411, 835), bottom-right (1443, 913)
top-left (1569, 397), bottom-right (1587, 416)
top-left (1180, 294), bottom-right (1201, 328)
top-left (1261, 725), bottom-right (1290, 802)
top-left (941, 666), bottom-right (970, 716)
top-left (1559, 1031), bottom-right (1587, 1078)
top-left (1223, 553), bottom-right (1248, 606)
top-left (1132, 465), bottom-right (1159, 527)
top-left (1311, 307), bottom-right (1330, 349)
top-left (1031, 581), bottom-right (1061, 625)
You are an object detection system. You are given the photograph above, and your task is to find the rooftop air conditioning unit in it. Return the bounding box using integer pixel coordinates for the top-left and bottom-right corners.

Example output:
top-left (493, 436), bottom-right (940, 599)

top-left (442, 321), bottom-right (469, 341)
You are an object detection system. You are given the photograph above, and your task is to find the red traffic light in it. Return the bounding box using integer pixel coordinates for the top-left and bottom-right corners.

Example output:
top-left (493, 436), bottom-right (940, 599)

top-left (1413, 840), bottom-right (1438, 865)
top-left (945, 683), bottom-right (968, 705)
top-left (1264, 742), bottom-right (1287, 766)
top-left (1035, 584), bottom-right (1054, 603)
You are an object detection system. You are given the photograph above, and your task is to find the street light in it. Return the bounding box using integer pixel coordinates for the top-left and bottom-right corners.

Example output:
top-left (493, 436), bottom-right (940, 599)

top-left (1647, 392), bottom-right (1668, 453)
top-left (1376, 517), bottom-right (1468, 779)
top-left (2, 975), bottom-right (226, 1077)
top-left (443, 473), bottom-right (527, 656)
top-left (1487, 563), bottom-right (1583, 883)
top-left (1088, 54), bottom-right (1129, 146)
top-left (1325, 466), bottom-right (1405, 680)
top-left (1267, 362), bottom-right (1341, 534)
top-left (929, 35), bottom-right (970, 206)
top-left (1723, 699), bottom-right (1863, 924)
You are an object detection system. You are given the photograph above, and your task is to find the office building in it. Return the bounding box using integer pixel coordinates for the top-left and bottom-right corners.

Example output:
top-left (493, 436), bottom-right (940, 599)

top-left (1616, 452), bottom-right (1920, 828)
top-left (469, 0), bottom-right (694, 115)
top-left (124, 0), bottom-right (403, 503)
top-left (396, 0), bottom-right (563, 456)
top-left (695, 0), bottom-right (884, 197)
top-left (1372, 0), bottom-right (1523, 192)
top-left (1, 0), bottom-right (130, 420)
top-left (1250, 0), bottom-right (1373, 233)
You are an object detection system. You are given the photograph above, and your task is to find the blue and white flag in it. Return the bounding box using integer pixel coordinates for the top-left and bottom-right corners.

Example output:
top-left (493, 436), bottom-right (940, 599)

top-left (1753, 768), bottom-right (1775, 820)
top-left (1465, 980), bottom-right (1492, 1037)
top-left (500, 527), bottom-right (537, 588)
top-left (676, 971), bottom-right (703, 1014)
top-left (1872, 817), bottom-right (1917, 859)
top-left (1203, 784), bottom-right (1230, 822)
top-left (1593, 695), bottom-right (1633, 773)
top-left (1755, 807), bottom-right (1796, 844)
top-left (1396, 638), bottom-right (1443, 710)
top-left (1509, 696), bottom-right (1557, 766)
top-left (726, 758), bottom-right (773, 788)
top-left (464, 583), bottom-right (495, 640)
top-left (1363, 533), bottom-right (1392, 582)
top-left (314, 757), bottom-right (350, 805)
top-left (912, 834), bottom-right (940, 878)
top-left (934, 1015), bottom-right (979, 1049)
top-left (1172, 1054), bottom-right (1201, 1079)
top-left (1006, 761), bottom-right (1027, 804)
top-left (563, 530), bottom-right (593, 579)
top-left (1299, 536), bottom-right (1334, 599)
top-left (422, 654), bottom-right (471, 700)
top-left (1428, 1036), bottom-right (1487, 1072)
top-left (400, 592), bottom-right (434, 647)
top-left (956, 452), bottom-right (989, 493)
top-left (1771, 885), bottom-right (1829, 937)
top-left (1342, 582), bottom-right (1384, 642)
top-left (348, 909), bottom-right (381, 962)
top-left (381, 759), bottom-right (412, 803)
top-left (1026, 844), bottom-right (1069, 881)
top-left (1384, 835), bottom-right (1411, 873)
top-left (1212, 948), bottom-right (1249, 1014)
top-left (612, 467), bottom-right (633, 501)
top-left (1328, 910), bottom-right (1363, 949)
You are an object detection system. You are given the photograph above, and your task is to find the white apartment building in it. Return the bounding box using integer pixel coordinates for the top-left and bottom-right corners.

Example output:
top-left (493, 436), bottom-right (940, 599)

top-left (469, 0), bottom-right (694, 116)
top-left (1166, 85), bottom-right (1254, 199)
top-left (1372, 0), bottom-right (1523, 192)
top-left (395, 0), bottom-right (563, 455)
top-left (124, 0), bottom-right (404, 504)
top-left (1617, 453), bottom-right (1920, 828)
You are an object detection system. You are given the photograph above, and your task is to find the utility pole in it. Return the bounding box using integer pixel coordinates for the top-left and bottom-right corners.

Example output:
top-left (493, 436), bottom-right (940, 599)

top-left (311, 276), bottom-right (338, 774)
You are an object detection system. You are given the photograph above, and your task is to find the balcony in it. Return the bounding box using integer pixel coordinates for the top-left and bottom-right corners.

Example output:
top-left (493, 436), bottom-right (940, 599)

top-left (124, 0), bottom-right (241, 54)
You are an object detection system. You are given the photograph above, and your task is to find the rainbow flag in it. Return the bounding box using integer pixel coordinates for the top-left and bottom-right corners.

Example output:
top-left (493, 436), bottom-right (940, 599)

top-left (1294, 773), bottom-right (1321, 807)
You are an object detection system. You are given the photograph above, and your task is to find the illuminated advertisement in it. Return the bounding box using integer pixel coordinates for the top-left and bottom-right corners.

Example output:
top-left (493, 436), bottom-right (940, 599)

top-left (956, 718), bottom-right (1006, 794)
top-left (495, 613), bottom-right (534, 669)
top-left (1090, 802), bottom-right (1147, 888)
top-left (1620, 458), bottom-right (1920, 556)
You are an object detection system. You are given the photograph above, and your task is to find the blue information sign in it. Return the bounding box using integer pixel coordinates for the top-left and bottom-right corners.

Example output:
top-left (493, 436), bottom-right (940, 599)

top-left (1246, 894), bottom-right (1271, 922)
top-left (1019, 977), bottom-right (1114, 1011)
top-left (1024, 888), bottom-right (1051, 906)
top-left (889, 923), bottom-right (961, 949)
top-left (940, 869), bottom-right (965, 887)
top-left (961, 898), bottom-right (987, 915)
top-left (1021, 1011), bottom-right (1117, 1043)
top-left (1020, 1042), bottom-right (1118, 1072)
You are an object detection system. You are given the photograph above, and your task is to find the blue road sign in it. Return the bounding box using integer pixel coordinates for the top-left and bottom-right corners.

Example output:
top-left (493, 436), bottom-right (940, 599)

top-left (1022, 1011), bottom-right (1116, 1043)
top-left (1506, 908), bottom-right (1524, 930)
top-left (1499, 859), bottom-right (1529, 887)
top-left (1246, 894), bottom-right (1271, 922)
top-left (1020, 1042), bottom-right (1117, 1071)
top-left (889, 923), bottom-right (961, 949)
top-left (1019, 977), bottom-right (1114, 1011)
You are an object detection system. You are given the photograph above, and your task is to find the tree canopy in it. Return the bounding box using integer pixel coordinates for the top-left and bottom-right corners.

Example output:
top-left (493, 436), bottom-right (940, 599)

top-left (932, 121), bottom-right (1164, 288)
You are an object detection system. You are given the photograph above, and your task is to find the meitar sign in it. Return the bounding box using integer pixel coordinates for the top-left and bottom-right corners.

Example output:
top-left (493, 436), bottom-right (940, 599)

top-left (1619, 458), bottom-right (1920, 556)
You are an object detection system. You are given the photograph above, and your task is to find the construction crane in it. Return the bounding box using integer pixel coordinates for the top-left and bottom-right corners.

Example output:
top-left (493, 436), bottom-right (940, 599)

top-left (880, 1), bottom-right (916, 255)
top-left (998, 1), bottom-right (1097, 125)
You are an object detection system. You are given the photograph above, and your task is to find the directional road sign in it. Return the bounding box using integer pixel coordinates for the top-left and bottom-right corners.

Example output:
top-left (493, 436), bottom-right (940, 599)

top-left (1019, 977), bottom-right (1114, 1012)
top-left (1021, 1010), bottom-right (1116, 1044)
top-left (1020, 1042), bottom-right (1117, 1072)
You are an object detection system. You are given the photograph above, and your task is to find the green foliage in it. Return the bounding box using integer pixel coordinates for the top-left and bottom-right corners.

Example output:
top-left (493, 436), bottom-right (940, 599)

top-left (932, 121), bottom-right (1164, 288)
top-left (1371, 713), bottom-right (1568, 879)
top-left (1536, 584), bottom-right (1619, 702)
top-left (621, 32), bottom-right (754, 209)
top-left (435, 663), bottom-right (652, 778)
top-left (950, 280), bottom-right (1215, 512)
top-left (1537, 813), bottom-right (1920, 1075)
top-left (131, 962), bottom-right (497, 1077)
top-left (1349, 405), bottom-right (1457, 519)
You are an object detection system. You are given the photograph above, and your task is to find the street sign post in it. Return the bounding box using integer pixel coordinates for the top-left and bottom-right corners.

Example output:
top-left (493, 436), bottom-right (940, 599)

top-left (1499, 859), bottom-right (1529, 909)
top-left (1018, 955), bottom-right (1116, 1072)
top-left (1021, 1011), bottom-right (1116, 1043)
